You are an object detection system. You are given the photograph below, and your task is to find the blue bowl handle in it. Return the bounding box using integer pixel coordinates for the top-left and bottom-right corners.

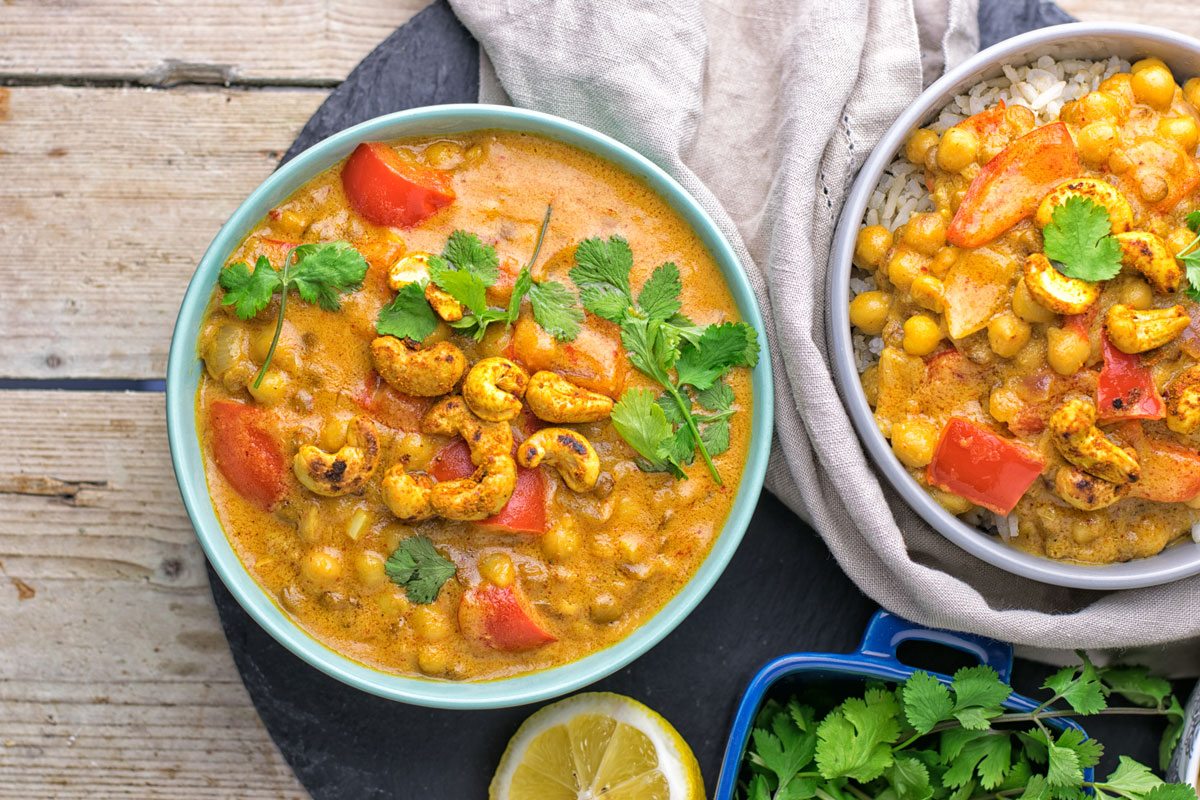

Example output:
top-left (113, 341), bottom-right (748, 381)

top-left (857, 611), bottom-right (1014, 683)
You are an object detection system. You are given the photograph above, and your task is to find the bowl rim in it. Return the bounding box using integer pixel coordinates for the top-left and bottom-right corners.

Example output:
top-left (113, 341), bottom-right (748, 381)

top-left (166, 103), bottom-right (774, 708)
top-left (827, 22), bottom-right (1200, 590)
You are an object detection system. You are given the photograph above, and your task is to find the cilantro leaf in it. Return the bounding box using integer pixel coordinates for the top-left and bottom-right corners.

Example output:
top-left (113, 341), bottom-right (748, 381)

top-left (903, 672), bottom-right (955, 735)
top-left (1160, 696), bottom-right (1186, 772)
top-left (1180, 249), bottom-right (1200, 303)
top-left (675, 322), bottom-right (759, 390)
top-left (288, 241), bottom-right (369, 311)
top-left (429, 254), bottom-right (489, 316)
top-left (1018, 775), bottom-right (1052, 800)
top-left (384, 536), bottom-right (456, 604)
top-left (1187, 210), bottom-right (1200, 232)
top-left (1043, 657), bottom-right (1106, 716)
top-left (950, 666), bottom-right (1011, 728)
top-left (700, 418), bottom-right (730, 457)
top-left (570, 235), bottom-right (634, 317)
top-left (1045, 739), bottom-right (1083, 789)
top-left (377, 281), bottom-right (438, 342)
top-left (638, 262), bottom-right (682, 321)
top-left (747, 703), bottom-right (817, 795)
top-left (219, 255), bottom-right (282, 319)
top-left (528, 280), bottom-right (583, 341)
top-left (1146, 785), bottom-right (1200, 800)
top-left (889, 755), bottom-right (934, 800)
top-left (1100, 666), bottom-right (1173, 709)
top-left (696, 379), bottom-right (735, 412)
top-left (1042, 195), bottom-right (1123, 282)
top-left (611, 388), bottom-right (675, 465)
top-left (1099, 756), bottom-right (1164, 796)
top-left (815, 687), bottom-right (901, 782)
top-left (506, 267), bottom-right (533, 325)
top-left (442, 230), bottom-right (499, 283)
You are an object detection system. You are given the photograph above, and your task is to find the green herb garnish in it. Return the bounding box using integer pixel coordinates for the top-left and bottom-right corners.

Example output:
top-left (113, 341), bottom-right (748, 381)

top-left (384, 535), bottom-right (456, 604)
top-left (739, 654), bottom-right (1189, 800)
top-left (1175, 209), bottom-right (1200, 302)
top-left (1043, 196), bottom-right (1124, 283)
top-left (219, 241), bottom-right (368, 387)
top-left (572, 236), bottom-right (758, 484)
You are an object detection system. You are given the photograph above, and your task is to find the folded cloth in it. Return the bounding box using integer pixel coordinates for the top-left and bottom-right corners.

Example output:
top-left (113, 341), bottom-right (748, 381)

top-left (448, 0), bottom-right (1200, 674)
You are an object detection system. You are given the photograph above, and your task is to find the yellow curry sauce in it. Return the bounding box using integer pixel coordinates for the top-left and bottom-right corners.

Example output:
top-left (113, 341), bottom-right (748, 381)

top-left (853, 60), bottom-right (1200, 564)
top-left (196, 131), bottom-right (752, 680)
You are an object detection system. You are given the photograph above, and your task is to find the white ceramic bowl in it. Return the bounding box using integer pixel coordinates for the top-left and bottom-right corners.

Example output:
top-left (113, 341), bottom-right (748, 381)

top-left (828, 23), bottom-right (1200, 590)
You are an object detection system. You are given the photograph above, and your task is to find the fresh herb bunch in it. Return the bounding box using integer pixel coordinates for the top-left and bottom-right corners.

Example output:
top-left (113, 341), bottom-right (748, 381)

top-left (219, 241), bottom-right (369, 387)
top-left (1175, 209), bottom-right (1200, 302)
top-left (1043, 196), bottom-right (1123, 283)
top-left (741, 655), bottom-right (1189, 800)
top-left (384, 535), bottom-right (456, 604)
top-left (571, 236), bottom-right (758, 485)
top-left (376, 207), bottom-right (583, 343)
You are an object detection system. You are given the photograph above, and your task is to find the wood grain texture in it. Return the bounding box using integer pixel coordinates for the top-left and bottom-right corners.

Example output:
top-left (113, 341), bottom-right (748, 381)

top-left (1059, 0), bottom-right (1200, 34)
top-left (0, 0), bottom-right (429, 84)
top-left (0, 391), bottom-right (305, 798)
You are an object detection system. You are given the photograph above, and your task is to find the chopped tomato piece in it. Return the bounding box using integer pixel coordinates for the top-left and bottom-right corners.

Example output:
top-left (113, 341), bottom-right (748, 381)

top-left (208, 400), bottom-right (287, 510)
top-left (355, 372), bottom-right (430, 431)
top-left (946, 122), bottom-right (1080, 249)
top-left (508, 315), bottom-right (627, 398)
top-left (926, 418), bottom-right (1046, 515)
top-left (458, 584), bottom-right (556, 651)
top-left (341, 142), bottom-right (455, 228)
top-left (1119, 423), bottom-right (1200, 503)
top-left (955, 101), bottom-right (1008, 139)
top-left (428, 441), bottom-right (547, 534)
top-left (486, 255), bottom-right (523, 306)
top-left (428, 440), bottom-right (475, 482)
top-left (1097, 334), bottom-right (1165, 422)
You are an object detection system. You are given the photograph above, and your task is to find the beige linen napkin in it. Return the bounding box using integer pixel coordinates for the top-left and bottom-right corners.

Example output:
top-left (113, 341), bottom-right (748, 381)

top-left (449, 0), bottom-right (1200, 674)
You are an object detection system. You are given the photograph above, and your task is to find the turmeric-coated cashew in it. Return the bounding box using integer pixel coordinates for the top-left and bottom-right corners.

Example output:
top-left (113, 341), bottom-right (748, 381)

top-left (381, 464), bottom-right (436, 522)
top-left (293, 416), bottom-right (380, 497)
top-left (1114, 232), bottom-right (1184, 294)
top-left (422, 395), bottom-right (514, 464)
top-left (462, 357), bottom-right (529, 422)
top-left (1048, 397), bottom-right (1140, 485)
top-left (371, 335), bottom-right (466, 397)
top-left (388, 252), bottom-right (463, 322)
top-left (1035, 178), bottom-right (1134, 233)
top-left (1023, 253), bottom-right (1099, 315)
top-left (429, 455), bottom-right (517, 521)
top-left (516, 428), bottom-right (600, 492)
top-left (1054, 466), bottom-right (1129, 511)
top-left (1166, 366), bottom-right (1200, 435)
top-left (525, 371), bottom-right (614, 423)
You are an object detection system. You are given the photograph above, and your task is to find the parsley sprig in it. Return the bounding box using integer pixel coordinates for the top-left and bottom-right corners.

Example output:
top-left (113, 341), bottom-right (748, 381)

top-left (384, 535), bottom-right (456, 604)
top-left (740, 654), bottom-right (1189, 800)
top-left (1043, 196), bottom-right (1124, 283)
top-left (1174, 209), bottom-right (1200, 302)
top-left (572, 236), bottom-right (758, 485)
top-left (219, 241), bottom-right (368, 387)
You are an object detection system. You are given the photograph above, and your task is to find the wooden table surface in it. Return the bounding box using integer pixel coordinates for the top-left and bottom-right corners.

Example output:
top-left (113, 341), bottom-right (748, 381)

top-left (0, 2), bottom-right (1195, 796)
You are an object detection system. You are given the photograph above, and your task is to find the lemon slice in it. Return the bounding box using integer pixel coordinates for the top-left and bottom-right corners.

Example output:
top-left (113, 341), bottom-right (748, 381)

top-left (490, 692), bottom-right (705, 800)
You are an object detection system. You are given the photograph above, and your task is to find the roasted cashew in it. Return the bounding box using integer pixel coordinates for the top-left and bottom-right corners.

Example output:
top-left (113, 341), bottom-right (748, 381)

top-left (1023, 253), bottom-right (1099, 315)
top-left (1054, 466), bottom-right (1129, 511)
top-left (1104, 304), bottom-right (1191, 354)
top-left (423, 395), bottom-right (514, 464)
top-left (516, 428), bottom-right (601, 492)
top-left (371, 335), bottom-right (466, 397)
top-left (429, 455), bottom-right (517, 520)
top-left (1048, 397), bottom-right (1140, 485)
top-left (462, 357), bottom-right (529, 422)
top-left (293, 416), bottom-right (381, 497)
top-left (1114, 232), bottom-right (1184, 294)
top-left (381, 464), bottom-right (436, 522)
top-left (525, 371), bottom-right (614, 423)
top-left (1035, 178), bottom-right (1134, 233)
top-left (387, 252), bottom-right (463, 322)
top-left (1166, 366), bottom-right (1200, 435)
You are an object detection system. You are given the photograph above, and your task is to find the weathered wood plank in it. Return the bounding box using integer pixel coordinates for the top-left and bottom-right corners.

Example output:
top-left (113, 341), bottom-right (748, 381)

top-left (0, 0), bottom-right (429, 84)
top-left (0, 86), bottom-right (328, 380)
top-left (1059, 0), bottom-right (1200, 33)
top-left (0, 391), bottom-right (305, 798)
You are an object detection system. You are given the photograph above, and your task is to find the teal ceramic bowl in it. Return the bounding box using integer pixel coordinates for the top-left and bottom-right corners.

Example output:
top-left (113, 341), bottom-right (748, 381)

top-left (166, 104), bottom-right (774, 709)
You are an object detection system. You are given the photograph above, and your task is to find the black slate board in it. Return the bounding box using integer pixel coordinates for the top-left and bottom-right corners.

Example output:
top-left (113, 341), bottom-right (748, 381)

top-left (208, 1), bottom-right (1166, 795)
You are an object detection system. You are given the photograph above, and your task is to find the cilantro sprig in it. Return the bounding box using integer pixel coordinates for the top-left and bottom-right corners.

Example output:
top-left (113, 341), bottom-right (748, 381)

top-left (219, 241), bottom-right (368, 387)
top-left (384, 535), bottom-right (456, 604)
top-left (572, 236), bottom-right (758, 485)
top-left (740, 654), bottom-right (1189, 800)
top-left (1043, 196), bottom-right (1124, 283)
top-left (1175, 209), bottom-right (1200, 302)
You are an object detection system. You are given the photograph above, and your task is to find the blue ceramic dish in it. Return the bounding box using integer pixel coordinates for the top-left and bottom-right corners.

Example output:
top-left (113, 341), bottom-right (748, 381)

top-left (165, 104), bottom-right (773, 709)
top-left (714, 611), bottom-right (1091, 799)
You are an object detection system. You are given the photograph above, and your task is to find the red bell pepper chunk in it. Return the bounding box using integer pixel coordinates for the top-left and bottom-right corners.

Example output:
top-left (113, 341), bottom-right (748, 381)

top-left (1118, 423), bottom-right (1200, 503)
top-left (458, 584), bottom-right (556, 652)
top-left (208, 400), bottom-right (287, 510)
top-left (428, 440), bottom-right (547, 534)
top-left (926, 418), bottom-right (1046, 515)
top-left (1097, 334), bottom-right (1165, 422)
top-left (354, 371), bottom-right (430, 431)
top-left (341, 142), bottom-right (455, 228)
top-left (946, 122), bottom-right (1080, 249)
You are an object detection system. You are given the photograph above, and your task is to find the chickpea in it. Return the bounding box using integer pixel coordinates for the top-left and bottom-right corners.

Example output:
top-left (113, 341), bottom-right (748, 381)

top-left (931, 487), bottom-right (975, 516)
top-left (464, 143), bottom-right (486, 163)
top-left (1158, 116), bottom-right (1199, 153)
top-left (1108, 148), bottom-right (1134, 175)
top-left (986, 313), bottom-right (1032, 359)
top-left (478, 553), bottom-right (515, 588)
top-left (988, 387), bottom-right (1022, 424)
top-left (411, 606), bottom-right (452, 642)
top-left (1132, 57), bottom-right (1168, 74)
top-left (902, 315), bottom-right (942, 356)
top-left (1132, 65), bottom-right (1176, 109)
top-left (423, 140), bottom-right (465, 170)
top-left (848, 291), bottom-right (891, 334)
top-left (354, 551), bottom-right (388, 590)
top-left (1167, 227), bottom-right (1196, 255)
top-left (929, 245), bottom-right (959, 278)
top-left (1068, 91), bottom-right (1120, 126)
top-left (1077, 121), bottom-right (1117, 165)
top-left (392, 432), bottom-right (439, 468)
top-left (1046, 326), bottom-right (1090, 376)
top-left (542, 519), bottom-right (579, 562)
top-left (318, 416), bottom-right (350, 452)
top-left (854, 225), bottom-right (893, 268)
top-left (589, 593), bottom-right (623, 624)
top-left (247, 369), bottom-right (288, 405)
top-left (909, 274), bottom-right (945, 313)
top-left (1119, 278), bottom-right (1155, 310)
top-left (249, 324), bottom-right (278, 364)
top-left (886, 247), bottom-right (928, 291)
top-left (1137, 169), bottom-right (1170, 203)
top-left (1184, 77), bottom-right (1200, 109)
top-left (377, 588), bottom-right (410, 617)
top-left (301, 547), bottom-right (342, 585)
top-left (937, 127), bottom-right (979, 173)
top-left (890, 418), bottom-right (939, 469)
top-left (861, 364), bottom-right (880, 408)
top-left (902, 212), bottom-right (947, 256)
top-left (417, 646), bottom-right (449, 676)
top-left (905, 129), bottom-right (939, 166)
top-left (1099, 73), bottom-right (1135, 112)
